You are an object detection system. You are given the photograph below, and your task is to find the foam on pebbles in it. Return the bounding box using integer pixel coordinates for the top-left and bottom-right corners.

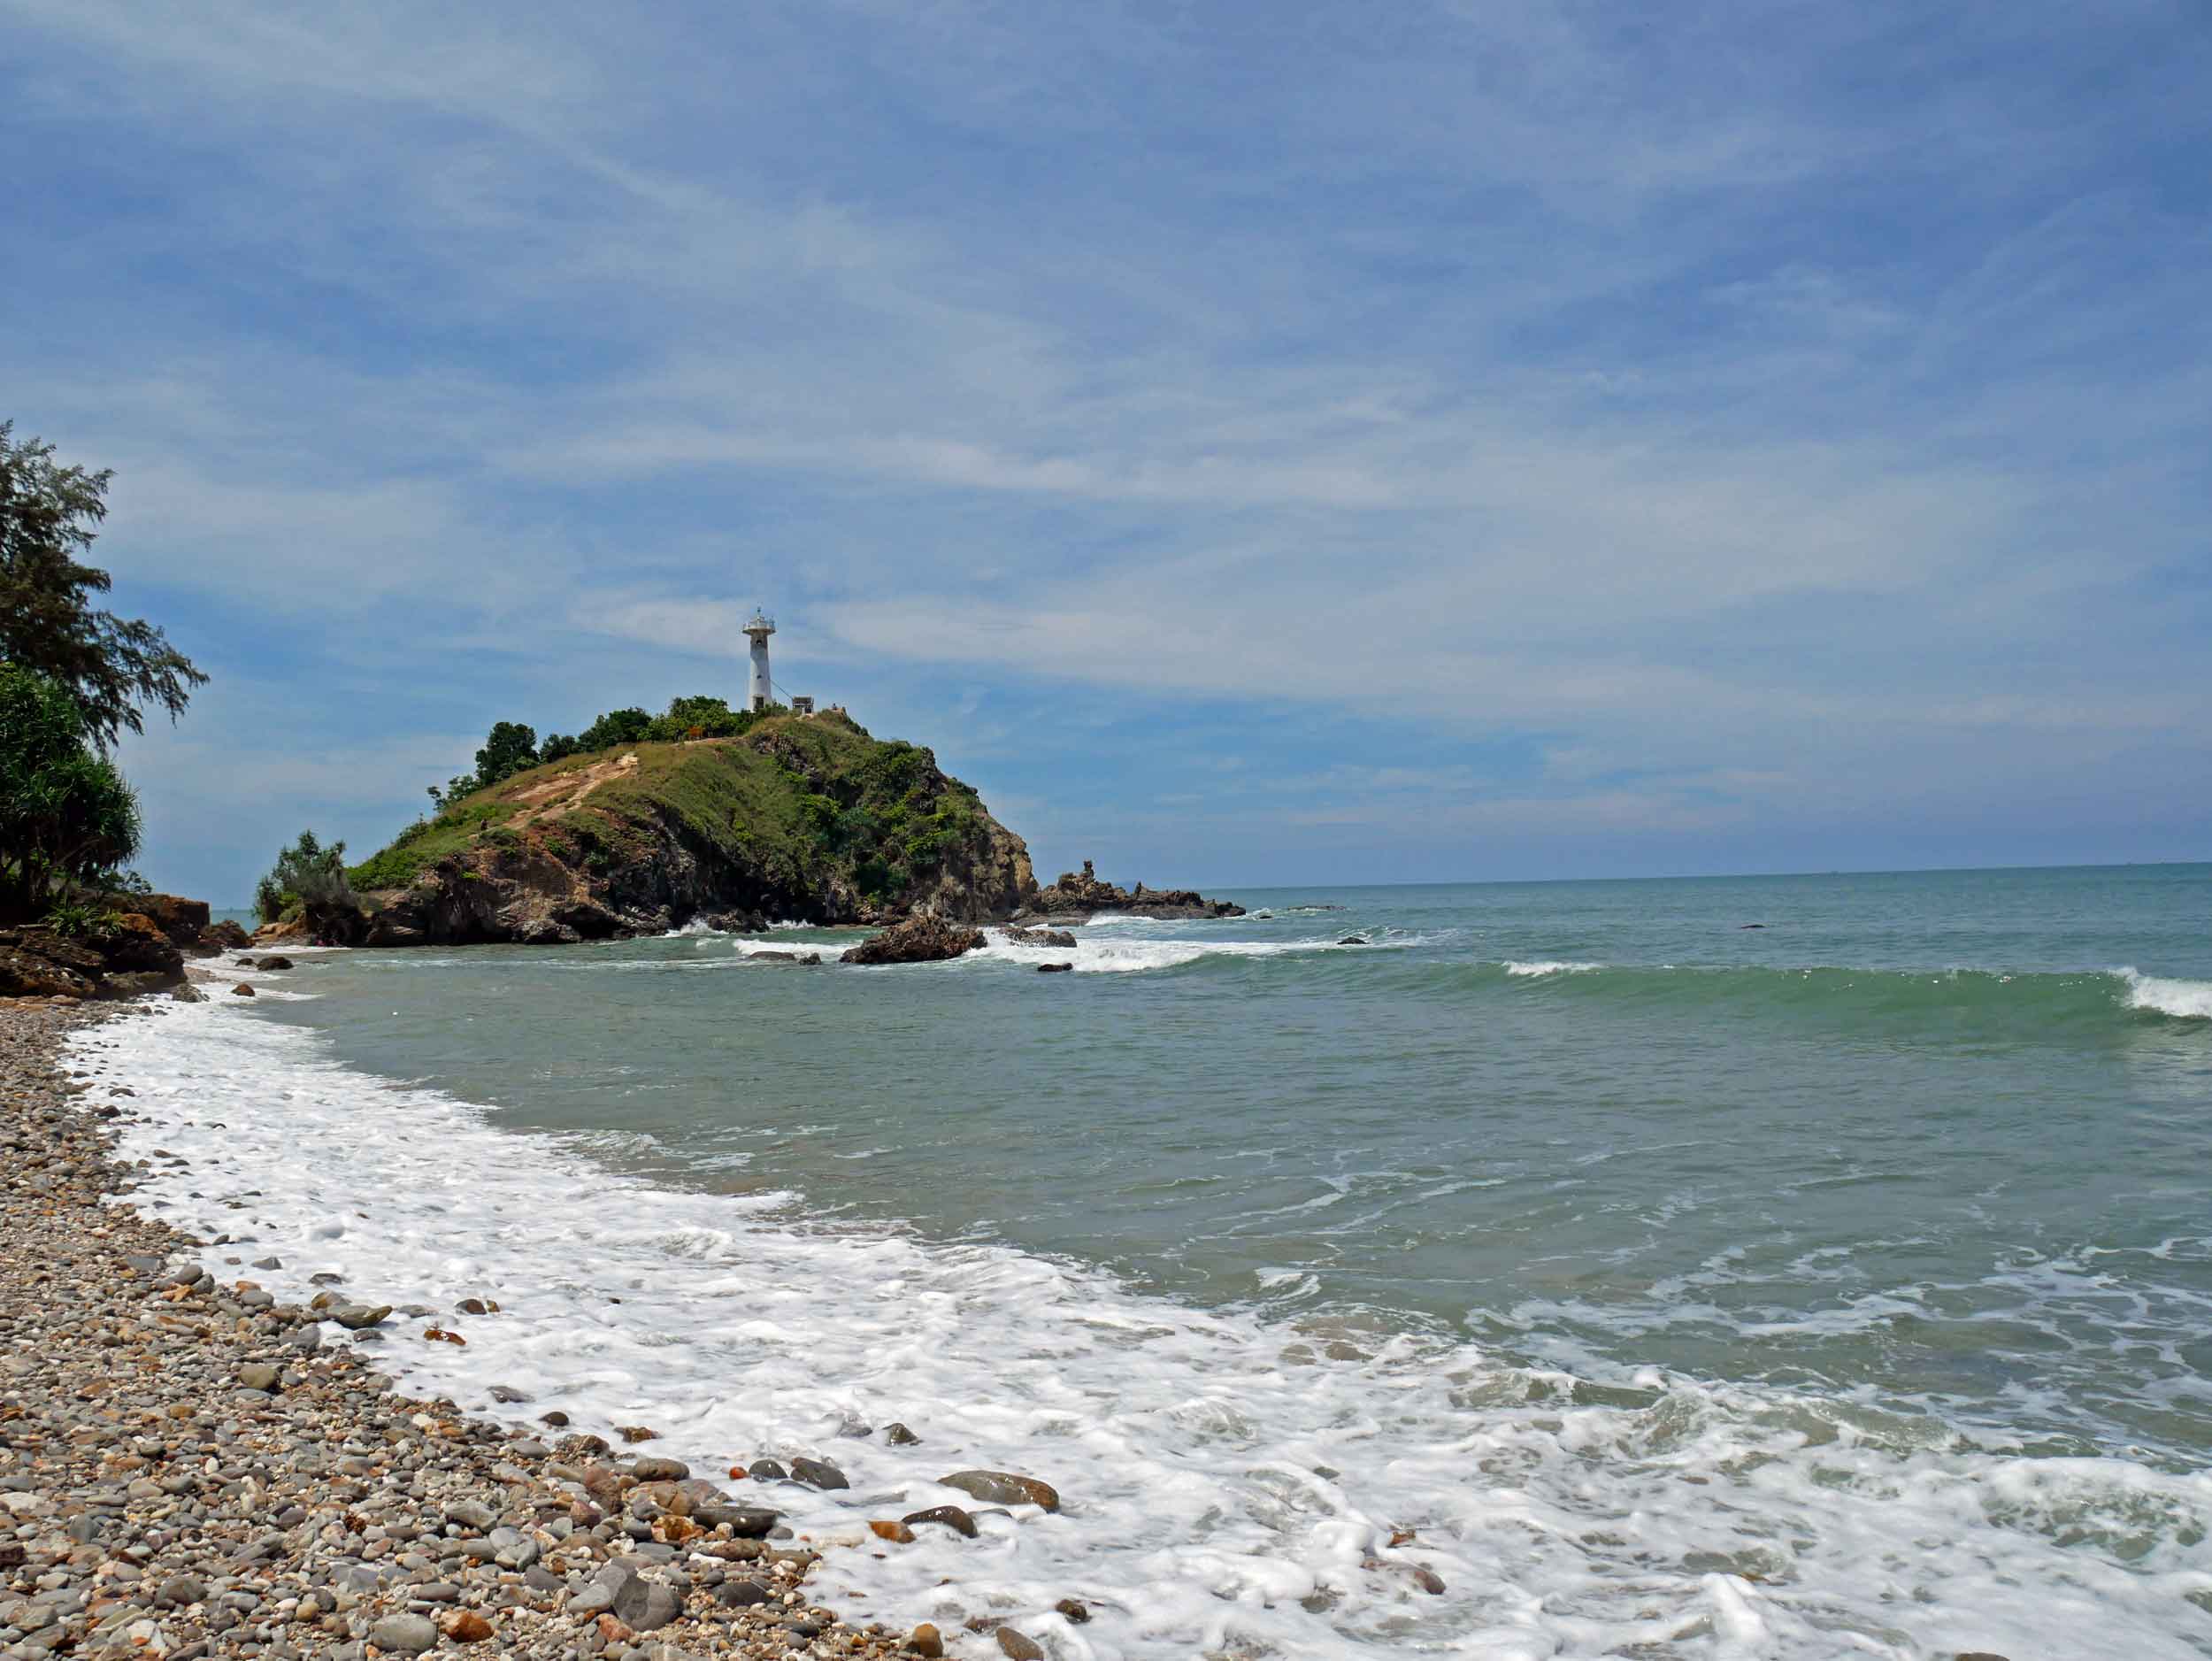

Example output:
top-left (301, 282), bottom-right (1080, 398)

top-left (0, 1002), bottom-right (916, 1661)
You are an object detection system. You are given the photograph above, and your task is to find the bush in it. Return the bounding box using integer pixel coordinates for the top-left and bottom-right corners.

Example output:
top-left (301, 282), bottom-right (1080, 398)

top-left (0, 665), bottom-right (142, 920)
top-left (257, 829), bottom-right (354, 924)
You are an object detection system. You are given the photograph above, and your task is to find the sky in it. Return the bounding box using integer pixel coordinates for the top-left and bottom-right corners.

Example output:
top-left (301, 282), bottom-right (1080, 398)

top-left (4, 0), bottom-right (2208, 904)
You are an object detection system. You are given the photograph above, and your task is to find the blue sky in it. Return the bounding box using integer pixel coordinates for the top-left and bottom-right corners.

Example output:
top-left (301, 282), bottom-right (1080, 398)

top-left (4, 0), bottom-right (2208, 904)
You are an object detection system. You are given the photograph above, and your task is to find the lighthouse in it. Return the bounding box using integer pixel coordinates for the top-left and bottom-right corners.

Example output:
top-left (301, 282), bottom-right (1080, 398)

top-left (743, 609), bottom-right (775, 711)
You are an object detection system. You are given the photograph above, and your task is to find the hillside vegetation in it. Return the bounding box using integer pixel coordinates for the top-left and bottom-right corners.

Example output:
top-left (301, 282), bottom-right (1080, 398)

top-left (326, 710), bottom-right (1035, 945)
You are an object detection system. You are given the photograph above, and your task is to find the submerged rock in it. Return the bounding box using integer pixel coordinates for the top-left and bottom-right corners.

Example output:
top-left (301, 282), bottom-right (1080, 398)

top-left (788, 1455), bottom-right (850, 1490)
top-left (939, 1469), bottom-right (1061, 1511)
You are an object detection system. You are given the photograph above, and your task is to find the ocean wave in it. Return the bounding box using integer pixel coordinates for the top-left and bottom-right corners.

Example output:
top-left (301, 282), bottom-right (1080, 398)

top-left (73, 1003), bottom-right (2212, 1660)
top-left (1501, 958), bottom-right (1604, 977)
top-left (2121, 968), bottom-right (2212, 1021)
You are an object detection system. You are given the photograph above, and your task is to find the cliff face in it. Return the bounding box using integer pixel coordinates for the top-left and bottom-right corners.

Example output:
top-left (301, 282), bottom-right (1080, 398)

top-left (339, 711), bottom-right (1037, 947)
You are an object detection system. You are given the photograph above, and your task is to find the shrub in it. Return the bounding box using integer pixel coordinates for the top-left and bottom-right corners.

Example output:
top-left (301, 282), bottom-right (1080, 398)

top-left (257, 829), bottom-right (353, 924)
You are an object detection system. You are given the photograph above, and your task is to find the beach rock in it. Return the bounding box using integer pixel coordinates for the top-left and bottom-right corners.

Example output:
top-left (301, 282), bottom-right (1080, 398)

top-left (884, 1421), bottom-right (922, 1445)
top-left (868, 1519), bottom-right (917, 1542)
top-left (1002, 926), bottom-right (1077, 948)
top-left (902, 1504), bottom-right (979, 1538)
top-left (788, 1456), bottom-right (850, 1490)
top-left (332, 1303), bottom-right (391, 1329)
top-left (694, 1503), bottom-right (779, 1537)
top-left (997, 1628), bottom-right (1045, 1660)
top-left (940, 1470), bottom-right (1061, 1511)
top-left (747, 1457), bottom-right (788, 1481)
top-left (236, 1360), bottom-right (281, 1391)
top-left (716, 1578), bottom-right (773, 1609)
top-left (231, 982), bottom-right (257, 997)
top-left (611, 1575), bottom-right (680, 1632)
top-left (1338, 935), bottom-right (1368, 946)
top-left (909, 1625), bottom-right (945, 1658)
top-left (841, 913), bottom-right (986, 966)
top-left (365, 1611), bottom-right (438, 1653)
top-left (1056, 1598), bottom-right (1090, 1623)
top-left (1412, 1566), bottom-right (1446, 1595)
top-left (445, 1610), bottom-right (495, 1642)
top-left (630, 1455), bottom-right (690, 1481)
top-left (258, 955), bottom-right (296, 970)
top-left (1038, 962), bottom-right (1074, 973)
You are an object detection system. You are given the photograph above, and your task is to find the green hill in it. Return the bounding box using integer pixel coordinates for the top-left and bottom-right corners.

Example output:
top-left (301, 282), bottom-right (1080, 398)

top-left (327, 710), bottom-right (1036, 946)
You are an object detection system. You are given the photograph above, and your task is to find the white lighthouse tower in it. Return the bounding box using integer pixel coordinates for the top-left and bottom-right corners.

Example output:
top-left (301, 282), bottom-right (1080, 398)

top-left (742, 609), bottom-right (776, 712)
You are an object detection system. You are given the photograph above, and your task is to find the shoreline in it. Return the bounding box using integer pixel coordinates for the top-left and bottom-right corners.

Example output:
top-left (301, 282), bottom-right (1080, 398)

top-left (0, 997), bottom-right (922, 1661)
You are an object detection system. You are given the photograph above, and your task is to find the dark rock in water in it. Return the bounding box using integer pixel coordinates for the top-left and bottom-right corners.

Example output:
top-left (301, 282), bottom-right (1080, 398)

top-left (258, 955), bottom-right (295, 970)
top-left (230, 982), bottom-right (257, 997)
top-left (1003, 926), bottom-right (1078, 948)
top-left (1411, 1566), bottom-right (1446, 1595)
top-left (330, 1303), bottom-right (391, 1329)
top-left (1018, 858), bottom-right (1243, 922)
top-left (1338, 936), bottom-right (1368, 946)
top-left (747, 1457), bottom-right (788, 1481)
top-left (750, 950), bottom-right (822, 964)
top-left (1740, 923), bottom-right (1766, 929)
top-left (233, 955), bottom-right (257, 966)
top-left (1038, 962), bottom-right (1074, 973)
top-left (841, 913), bottom-right (986, 966)
top-left (488, 1383), bottom-right (532, 1403)
top-left (940, 1469), bottom-right (1060, 1511)
top-left (703, 909), bottom-right (771, 933)
top-left (1055, 1598), bottom-right (1091, 1624)
top-left (884, 1421), bottom-right (922, 1445)
top-left (695, 1503), bottom-right (779, 1538)
top-left (901, 1504), bottom-right (978, 1538)
top-left (540, 1410), bottom-right (570, 1427)
top-left (456, 1296), bottom-right (489, 1315)
top-left (788, 1456), bottom-right (849, 1490)
top-left (997, 1628), bottom-right (1045, 1661)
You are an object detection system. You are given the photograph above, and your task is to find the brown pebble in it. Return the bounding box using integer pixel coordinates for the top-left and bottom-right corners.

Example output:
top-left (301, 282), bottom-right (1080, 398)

top-left (1412, 1566), bottom-right (1446, 1595)
top-left (231, 983), bottom-right (256, 997)
top-left (618, 1424), bottom-right (659, 1442)
top-left (1055, 1597), bottom-right (1090, 1623)
top-left (869, 1519), bottom-right (917, 1543)
top-left (909, 1624), bottom-right (944, 1658)
top-left (595, 1613), bottom-right (634, 1642)
top-left (445, 1609), bottom-right (494, 1642)
top-left (997, 1627), bottom-right (1045, 1660)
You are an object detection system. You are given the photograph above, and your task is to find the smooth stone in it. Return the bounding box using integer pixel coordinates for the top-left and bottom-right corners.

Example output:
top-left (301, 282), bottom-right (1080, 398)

top-left (900, 1505), bottom-right (978, 1540)
top-left (883, 1422), bottom-right (921, 1446)
top-left (714, 1580), bottom-right (771, 1610)
top-left (236, 1362), bottom-right (280, 1392)
top-left (909, 1625), bottom-right (944, 1659)
top-left (787, 1457), bottom-right (849, 1491)
top-left (940, 1470), bottom-right (1060, 1511)
top-left (997, 1628), bottom-right (1045, 1661)
top-left (611, 1578), bottom-right (680, 1633)
top-left (627, 1457), bottom-right (688, 1482)
top-left (365, 1612), bottom-right (438, 1654)
top-left (1055, 1598), bottom-right (1090, 1623)
top-left (745, 1459), bottom-right (787, 1482)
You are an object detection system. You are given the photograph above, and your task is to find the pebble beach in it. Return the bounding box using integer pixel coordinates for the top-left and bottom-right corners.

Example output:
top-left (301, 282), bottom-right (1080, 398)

top-left (0, 1000), bottom-right (941, 1661)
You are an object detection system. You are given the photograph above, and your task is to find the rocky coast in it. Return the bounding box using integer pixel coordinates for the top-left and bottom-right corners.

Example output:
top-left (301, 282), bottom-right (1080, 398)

top-left (0, 1001), bottom-right (939, 1661)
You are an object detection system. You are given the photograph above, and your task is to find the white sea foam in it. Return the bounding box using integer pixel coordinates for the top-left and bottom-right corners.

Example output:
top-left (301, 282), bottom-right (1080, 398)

top-left (2120, 967), bottom-right (2212, 1020)
top-left (73, 1003), bottom-right (2212, 1661)
top-left (969, 927), bottom-right (1399, 974)
top-left (1501, 959), bottom-right (1604, 978)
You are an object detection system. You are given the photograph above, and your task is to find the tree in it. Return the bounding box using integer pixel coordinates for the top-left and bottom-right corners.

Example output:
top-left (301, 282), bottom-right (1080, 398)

top-left (0, 665), bottom-right (141, 920)
top-left (473, 720), bottom-right (538, 788)
top-left (578, 707), bottom-right (652, 752)
top-left (0, 423), bottom-right (206, 748)
top-left (256, 829), bottom-right (354, 924)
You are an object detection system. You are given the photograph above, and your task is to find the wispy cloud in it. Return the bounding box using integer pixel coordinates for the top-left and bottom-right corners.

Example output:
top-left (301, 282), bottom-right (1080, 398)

top-left (3, 0), bottom-right (2207, 895)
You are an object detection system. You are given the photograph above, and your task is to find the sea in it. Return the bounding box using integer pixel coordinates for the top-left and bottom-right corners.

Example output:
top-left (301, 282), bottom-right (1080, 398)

top-left (72, 863), bottom-right (2212, 1659)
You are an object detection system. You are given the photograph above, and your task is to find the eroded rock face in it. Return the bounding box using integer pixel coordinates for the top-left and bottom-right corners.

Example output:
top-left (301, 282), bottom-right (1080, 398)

top-left (1002, 926), bottom-right (1077, 948)
top-left (0, 917), bottom-right (184, 1001)
top-left (1019, 859), bottom-right (1244, 922)
top-left (841, 914), bottom-right (986, 966)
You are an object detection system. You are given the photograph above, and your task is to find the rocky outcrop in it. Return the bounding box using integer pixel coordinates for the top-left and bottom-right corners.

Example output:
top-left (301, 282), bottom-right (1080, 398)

top-left (840, 913), bottom-right (986, 965)
top-left (1002, 926), bottom-right (1077, 948)
top-left (0, 912), bottom-right (187, 1000)
top-left (1018, 860), bottom-right (1243, 922)
top-left (337, 714), bottom-right (1040, 949)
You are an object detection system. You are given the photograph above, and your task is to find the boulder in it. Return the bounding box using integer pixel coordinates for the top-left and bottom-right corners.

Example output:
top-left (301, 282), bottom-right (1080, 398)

top-left (787, 1456), bottom-right (849, 1490)
top-left (841, 914), bottom-right (986, 966)
top-left (1037, 962), bottom-right (1074, 973)
top-left (1002, 926), bottom-right (1078, 948)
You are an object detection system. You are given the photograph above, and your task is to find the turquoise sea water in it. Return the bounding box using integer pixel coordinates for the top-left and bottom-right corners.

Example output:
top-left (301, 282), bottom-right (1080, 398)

top-left (146, 862), bottom-right (2212, 1656)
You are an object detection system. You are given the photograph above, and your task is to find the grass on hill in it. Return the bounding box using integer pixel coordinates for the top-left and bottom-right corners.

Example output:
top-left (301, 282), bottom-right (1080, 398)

top-left (345, 711), bottom-right (987, 908)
